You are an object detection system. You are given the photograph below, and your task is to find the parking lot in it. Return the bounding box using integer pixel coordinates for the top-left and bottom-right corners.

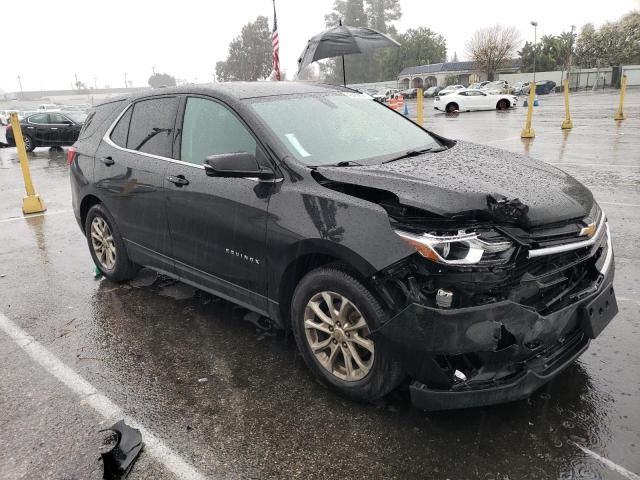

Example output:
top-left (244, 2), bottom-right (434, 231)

top-left (1, 89), bottom-right (639, 479)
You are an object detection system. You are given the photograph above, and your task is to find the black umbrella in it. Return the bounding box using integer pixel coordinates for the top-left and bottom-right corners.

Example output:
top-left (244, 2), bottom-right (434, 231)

top-left (297, 21), bottom-right (400, 86)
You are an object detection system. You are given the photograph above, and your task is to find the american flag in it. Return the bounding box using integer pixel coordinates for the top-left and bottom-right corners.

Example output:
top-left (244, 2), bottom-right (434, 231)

top-left (271, 0), bottom-right (281, 81)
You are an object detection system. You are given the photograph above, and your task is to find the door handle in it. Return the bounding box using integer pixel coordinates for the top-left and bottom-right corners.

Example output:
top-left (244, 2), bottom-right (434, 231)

top-left (101, 156), bottom-right (115, 166)
top-left (167, 175), bottom-right (189, 186)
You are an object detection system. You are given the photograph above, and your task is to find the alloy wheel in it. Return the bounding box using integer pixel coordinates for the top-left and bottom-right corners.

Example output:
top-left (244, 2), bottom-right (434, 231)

top-left (23, 136), bottom-right (32, 151)
top-left (303, 291), bottom-right (374, 381)
top-left (90, 216), bottom-right (116, 270)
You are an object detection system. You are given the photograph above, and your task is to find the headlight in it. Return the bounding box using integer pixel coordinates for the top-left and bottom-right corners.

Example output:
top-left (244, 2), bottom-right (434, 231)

top-left (395, 229), bottom-right (513, 265)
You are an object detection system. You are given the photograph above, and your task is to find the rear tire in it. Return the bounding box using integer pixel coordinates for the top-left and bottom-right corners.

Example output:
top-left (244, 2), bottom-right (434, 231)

top-left (497, 99), bottom-right (510, 110)
top-left (291, 266), bottom-right (403, 402)
top-left (85, 204), bottom-right (138, 282)
top-left (446, 102), bottom-right (459, 113)
top-left (23, 135), bottom-right (35, 152)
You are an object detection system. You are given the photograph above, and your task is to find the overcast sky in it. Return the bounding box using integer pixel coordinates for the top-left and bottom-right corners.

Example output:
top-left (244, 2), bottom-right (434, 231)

top-left (2, 0), bottom-right (638, 92)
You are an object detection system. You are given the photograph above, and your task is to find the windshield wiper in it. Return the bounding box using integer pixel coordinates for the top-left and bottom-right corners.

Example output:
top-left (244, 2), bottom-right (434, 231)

top-left (382, 145), bottom-right (448, 164)
top-left (316, 160), bottom-right (364, 167)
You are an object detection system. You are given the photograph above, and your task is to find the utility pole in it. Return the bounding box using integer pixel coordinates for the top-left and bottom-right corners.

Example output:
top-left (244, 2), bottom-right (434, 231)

top-left (93, 77), bottom-right (97, 89)
top-left (152, 66), bottom-right (156, 75)
top-left (530, 21), bottom-right (538, 83)
top-left (124, 72), bottom-right (128, 88)
top-left (17, 75), bottom-right (24, 99)
top-left (74, 73), bottom-right (79, 88)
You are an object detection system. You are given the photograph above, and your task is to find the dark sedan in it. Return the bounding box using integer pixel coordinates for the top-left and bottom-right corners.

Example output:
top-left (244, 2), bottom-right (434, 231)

top-left (70, 83), bottom-right (616, 410)
top-left (536, 80), bottom-right (556, 94)
top-left (6, 111), bottom-right (87, 151)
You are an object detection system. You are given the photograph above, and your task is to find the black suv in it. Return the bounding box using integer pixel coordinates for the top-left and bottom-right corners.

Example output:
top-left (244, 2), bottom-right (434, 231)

top-left (70, 82), bottom-right (616, 410)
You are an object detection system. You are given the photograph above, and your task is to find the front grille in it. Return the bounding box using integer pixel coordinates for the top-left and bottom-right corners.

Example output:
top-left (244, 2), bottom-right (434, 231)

top-left (511, 232), bottom-right (608, 314)
top-left (501, 203), bottom-right (602, 250)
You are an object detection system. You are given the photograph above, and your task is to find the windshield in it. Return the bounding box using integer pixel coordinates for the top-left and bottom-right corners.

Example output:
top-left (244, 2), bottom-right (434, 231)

top-left (65, 112), bottom-right (88, 123)
top-left (250, 93), bottom-right (436, 166)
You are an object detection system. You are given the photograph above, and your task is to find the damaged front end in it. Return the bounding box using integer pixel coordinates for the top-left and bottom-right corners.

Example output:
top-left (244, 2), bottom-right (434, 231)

top-left (370, 201), bottom-right (617, 410)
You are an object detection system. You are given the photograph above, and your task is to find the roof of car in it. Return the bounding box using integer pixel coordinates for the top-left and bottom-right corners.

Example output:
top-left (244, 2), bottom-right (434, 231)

top-left (98, 82), bottom-right (351, 107)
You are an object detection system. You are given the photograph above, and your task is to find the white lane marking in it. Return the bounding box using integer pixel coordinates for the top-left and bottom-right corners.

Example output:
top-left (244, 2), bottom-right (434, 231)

top-left (0, 312), bottom-right (208, 480)
top-left (598, 201), bottom-right (640, 208)
top-left (0, 209), bottom-right (71, 223)
top-left (570, 442), bottom-right (640, 480)
top-left (550, 163), bottom-right (640, 168)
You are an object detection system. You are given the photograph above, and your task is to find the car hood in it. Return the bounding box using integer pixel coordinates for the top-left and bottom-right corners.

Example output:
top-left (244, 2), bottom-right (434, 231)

top-left (315, 141), bottom-right (594, 228)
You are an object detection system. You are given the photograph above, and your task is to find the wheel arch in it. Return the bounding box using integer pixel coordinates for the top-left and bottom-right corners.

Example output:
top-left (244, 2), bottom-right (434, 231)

top-left (79, 194), bottom-right (102, 230)
top-left (273, 239), bottom-right (378, 329)
top-left (446, 102), bottom-right (459, 113)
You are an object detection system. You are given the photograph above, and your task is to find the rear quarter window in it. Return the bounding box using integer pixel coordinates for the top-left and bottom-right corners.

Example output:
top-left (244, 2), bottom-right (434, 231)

top-left (78, 100), bottom-right (126, 141)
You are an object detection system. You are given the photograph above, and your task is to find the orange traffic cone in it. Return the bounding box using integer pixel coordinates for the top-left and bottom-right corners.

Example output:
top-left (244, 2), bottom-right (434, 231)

top-left (397, 95), bottom-right (404, 110)
top-left (389, 97), bottom-right (397, 109)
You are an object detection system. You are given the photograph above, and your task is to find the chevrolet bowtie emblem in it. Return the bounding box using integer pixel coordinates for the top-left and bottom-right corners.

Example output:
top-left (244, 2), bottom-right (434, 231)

top-left (579, 222), bottom-right (597, 238)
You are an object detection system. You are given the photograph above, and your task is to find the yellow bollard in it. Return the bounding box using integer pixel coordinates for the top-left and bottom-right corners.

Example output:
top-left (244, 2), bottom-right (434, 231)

top-left (521, 81), bottom-right (536, 138)
top-left (561, 79), bottom-right (573, 129)
top-left (9, 113), bottom-right (46, 214)
top-left (416, 88), bottom-right (424, 127)
top-left (614, 75), bottom-right (627, 121)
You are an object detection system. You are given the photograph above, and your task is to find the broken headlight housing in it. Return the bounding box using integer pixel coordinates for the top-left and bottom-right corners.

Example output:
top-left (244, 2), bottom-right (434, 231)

top-left (394, 229), bottom-right (514, 266)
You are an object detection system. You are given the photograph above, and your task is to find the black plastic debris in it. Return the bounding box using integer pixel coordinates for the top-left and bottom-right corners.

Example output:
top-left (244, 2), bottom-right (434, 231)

top-left (100, 420), bottom-right (143, 480)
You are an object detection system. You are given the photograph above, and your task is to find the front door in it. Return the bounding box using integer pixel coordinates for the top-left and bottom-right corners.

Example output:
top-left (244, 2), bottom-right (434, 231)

top-left (25, 113), bottom-right (51, 144)
top-left (48, 112), bottom-right (73, 145)
top-left (164, 95), bottom-right (272, 312)
top-left (93, 97), bottom-right (178, 271)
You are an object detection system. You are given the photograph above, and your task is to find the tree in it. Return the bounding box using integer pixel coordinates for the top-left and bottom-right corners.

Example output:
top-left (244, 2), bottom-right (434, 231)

top-left (215, 16), bottom-right (272, 81)
top-left (374, 27), bottom-right (446, 81)
top-left (574, 11), bottom-right (640, 67)
top-left (148, 73), bottom-right (177, 88)
top-left (466, 25), bottom-right (520, 80)
top-left (75, 81), bottom-right (87, 90)
top-left (364, 0), bottom-right (401, 34)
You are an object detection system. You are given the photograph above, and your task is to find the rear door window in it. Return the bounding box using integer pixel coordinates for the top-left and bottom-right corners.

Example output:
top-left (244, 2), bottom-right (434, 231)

top-left (28, 113), bottom-right (49, 124)
top-left (126, 97), bottom-right (178, 158)
top-left (180, 97), bottom-right (256, 166)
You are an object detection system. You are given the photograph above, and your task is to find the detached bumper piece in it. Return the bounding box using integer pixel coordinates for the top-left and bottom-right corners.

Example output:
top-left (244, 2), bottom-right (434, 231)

top-left (101, 420), bottom-right (144, 480)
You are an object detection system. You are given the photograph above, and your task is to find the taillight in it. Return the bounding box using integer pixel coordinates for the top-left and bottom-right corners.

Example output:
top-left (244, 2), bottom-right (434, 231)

top-left (66, 146), bottom-right (78, 166)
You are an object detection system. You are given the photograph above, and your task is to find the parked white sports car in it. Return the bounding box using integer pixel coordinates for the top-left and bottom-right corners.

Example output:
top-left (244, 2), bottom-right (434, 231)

top-left (434, 89), bottom-right (518, 113)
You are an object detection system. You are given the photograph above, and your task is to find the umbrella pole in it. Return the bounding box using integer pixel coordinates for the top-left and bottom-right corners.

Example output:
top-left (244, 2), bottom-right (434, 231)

top-left (342, 55), bottom-right (346, 86)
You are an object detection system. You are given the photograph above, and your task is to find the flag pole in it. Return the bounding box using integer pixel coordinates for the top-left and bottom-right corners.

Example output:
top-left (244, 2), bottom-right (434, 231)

top-left (271, 0), bottom-right (281, 81)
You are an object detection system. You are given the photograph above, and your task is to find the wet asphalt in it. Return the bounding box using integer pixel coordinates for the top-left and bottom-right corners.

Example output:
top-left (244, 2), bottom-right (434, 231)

top-left (0, 89), bottom-right (638, 479)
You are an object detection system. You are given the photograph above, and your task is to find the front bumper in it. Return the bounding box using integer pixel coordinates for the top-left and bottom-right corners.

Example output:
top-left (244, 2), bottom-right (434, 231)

top-left (377, 227), bottom-right (617, 411)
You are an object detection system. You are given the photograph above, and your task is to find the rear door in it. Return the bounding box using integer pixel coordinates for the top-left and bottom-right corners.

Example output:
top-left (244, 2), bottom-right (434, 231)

top-left (164, 95), bottom-right (272, 312)
top-left (25, 113), bottom-right (51, 144)
top-left (93, 96), bottom-right (178, 271)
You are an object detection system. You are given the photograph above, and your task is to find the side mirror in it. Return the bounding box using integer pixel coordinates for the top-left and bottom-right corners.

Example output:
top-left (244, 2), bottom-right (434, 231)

top-left (203, 152), bottom-right (275, 180)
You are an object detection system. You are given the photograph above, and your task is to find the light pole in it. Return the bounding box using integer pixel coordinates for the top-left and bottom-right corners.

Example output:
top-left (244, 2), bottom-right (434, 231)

top-left (530, 21), bottom-right (538, 83)
top-left (17, 75), bottom-right (23, 99)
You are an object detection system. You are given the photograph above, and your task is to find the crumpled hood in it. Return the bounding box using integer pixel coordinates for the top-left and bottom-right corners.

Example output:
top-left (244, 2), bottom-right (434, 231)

top-left (316, 141), bottom-right (594, 227)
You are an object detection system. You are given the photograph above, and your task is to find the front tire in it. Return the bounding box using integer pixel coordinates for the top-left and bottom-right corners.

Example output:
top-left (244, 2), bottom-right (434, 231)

top-left (85, 204), bottom-right (138, 282)
top-left (291, 266), bottom-right (403, 402)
